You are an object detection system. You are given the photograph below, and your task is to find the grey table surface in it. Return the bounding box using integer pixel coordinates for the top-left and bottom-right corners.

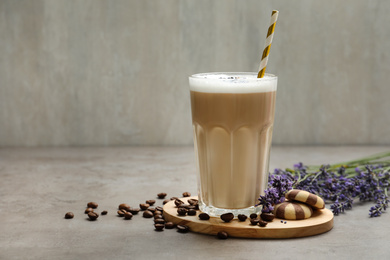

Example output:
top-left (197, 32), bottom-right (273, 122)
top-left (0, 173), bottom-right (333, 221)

top-left (1, 146), bottom-right (390, 260)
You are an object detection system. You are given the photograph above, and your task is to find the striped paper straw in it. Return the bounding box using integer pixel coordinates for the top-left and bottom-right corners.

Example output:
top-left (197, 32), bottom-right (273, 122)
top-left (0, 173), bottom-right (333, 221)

top-left (257, 10), bottom-right (279, 78)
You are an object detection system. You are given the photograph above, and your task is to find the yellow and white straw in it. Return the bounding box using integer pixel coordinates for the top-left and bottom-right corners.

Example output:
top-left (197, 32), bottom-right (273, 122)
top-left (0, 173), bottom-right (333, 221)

top-left (257, 10), bottom-right (279, 78)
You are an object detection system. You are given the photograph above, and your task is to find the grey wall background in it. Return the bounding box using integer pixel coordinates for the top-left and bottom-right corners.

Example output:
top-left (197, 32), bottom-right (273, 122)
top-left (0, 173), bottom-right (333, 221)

top-left (0, 0), bottom-right (389, 147)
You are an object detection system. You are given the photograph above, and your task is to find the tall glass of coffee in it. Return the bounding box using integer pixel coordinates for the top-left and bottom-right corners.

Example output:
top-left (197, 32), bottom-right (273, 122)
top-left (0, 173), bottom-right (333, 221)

top-left (189, 72), bottom-right (277, 216)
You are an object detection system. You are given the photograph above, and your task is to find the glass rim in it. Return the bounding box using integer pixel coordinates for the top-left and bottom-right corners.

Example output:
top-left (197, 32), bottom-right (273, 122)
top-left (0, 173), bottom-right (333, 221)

top-left (189, 72), bottom-right (277, 81)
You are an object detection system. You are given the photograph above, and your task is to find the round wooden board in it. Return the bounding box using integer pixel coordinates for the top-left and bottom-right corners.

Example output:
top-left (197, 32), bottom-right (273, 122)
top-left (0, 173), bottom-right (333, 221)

top-left (163, 196), bottom-right (334, 239)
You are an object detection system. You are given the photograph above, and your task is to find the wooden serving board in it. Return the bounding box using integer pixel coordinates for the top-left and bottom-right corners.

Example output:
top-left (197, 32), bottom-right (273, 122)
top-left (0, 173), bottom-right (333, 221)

top-left (163, 196), bottom-right (333, 239)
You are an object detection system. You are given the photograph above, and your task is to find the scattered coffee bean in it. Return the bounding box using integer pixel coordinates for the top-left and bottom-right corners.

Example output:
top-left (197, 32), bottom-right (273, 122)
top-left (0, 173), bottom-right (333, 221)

top-left (143, 210), bottom-right (154, 218)
top-left (187, 199), bottom-right (198, 205)
top-left (217, 231), bottom-right (229, 239)
top-left (154, 224), bottom-right (165, 231)
top-left (88, 211), bottom-right (99, 221)
top-left (250, 219), bottom-right (259, 225)
top-left (174, 199), bottom-right (184, 207)
top-left (65, 212), bottom-right (74, 219)
top-left (128, 207), bottom-right (140, 215)
top-left (155, 206), bottom-right (164, 212)
top-left (198, 213), bottom-right (210, 220)
top-left (163, 199), bottom-right (170, 205)
top-left (182, 192), bottom-right (191, 197)
top-left (124, 212), bottom-right (133, 220)
top-left (187, 209), bottom-right (197, 216)
top-left (154, 210), bottom-right (162, 216)
top-left (146, 200), bottom-right (156, 206)
top-left (260, 212), bottom-right (275, 222)
top-left (170, 197), bottom-right (178, 200)
top-left (139, 203), bottom-right (150, 210)
top-left (119, 203), bottom-right (131, 212)
top-left (154, 218), bottom-right (165, 224)
top-left (87, 202), bottom-right (98, 209)
top-left (117, 210), bottom-right (125, 217)
top-left (165, 222), bottom-right (175, 229)
top-left (148, 207), bottom-right (156, 213)
top-left (249, 213), bottom-right (258, 219)
top-left (101, 210), bottom-right (108, 215)
top-left (154, 214), bottom-right (163, 219)
top-left (177, 208), bottom-right (188, 216)
top-left (157, 193), bottom-right (167, 199)
top-left (220, 213), bottom-right (234, 223)
top-left (85, 208), bottom-right (94, 214)
top-left (258, 220), bottom-right (268, 227)
top-left (178, 204), bottom-right (190, 209)
top-left (237, 214), bottom-right (248, 221)
top-left (177, 225), bottom-right (189, 233)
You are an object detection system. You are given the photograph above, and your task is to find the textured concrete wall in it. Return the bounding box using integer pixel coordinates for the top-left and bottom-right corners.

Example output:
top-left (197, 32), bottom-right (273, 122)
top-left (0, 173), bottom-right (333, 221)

top-left (0, 0), bottom-right (389, 146)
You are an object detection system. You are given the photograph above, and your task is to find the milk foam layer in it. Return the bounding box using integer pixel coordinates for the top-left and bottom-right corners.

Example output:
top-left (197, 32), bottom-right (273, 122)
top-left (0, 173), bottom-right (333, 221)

top-left (189, 72), bottom-right (277, 93)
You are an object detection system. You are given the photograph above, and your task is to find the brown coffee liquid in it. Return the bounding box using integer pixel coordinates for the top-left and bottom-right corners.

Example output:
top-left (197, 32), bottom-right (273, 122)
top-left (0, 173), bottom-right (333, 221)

top-left (191, 90), bottom-right (276, 209)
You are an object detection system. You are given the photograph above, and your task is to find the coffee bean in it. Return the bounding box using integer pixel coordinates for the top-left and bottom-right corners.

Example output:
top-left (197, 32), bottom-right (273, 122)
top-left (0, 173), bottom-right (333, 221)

top-left (177, 225), bottom-right (189, 233)
top-left (87, 202), bottom-right (98, 209)
top-left (117, 210), bottom-right (125, 217)
top-left (118, 203), bottom-right (131, 211)
top-left (182, 192), bottom-right (191, 197)
top-left (154, 218), bottom-right (165, 224)
top-left (250, 219), bottom-right (259, 225)
top-left (154, 210), bottom-right (162, 216)
top-left (154, 214), bottom-right (163, 219)
top-left (217, 231), bottom-right (229, 239)
top-left (88, 212), bottom-right (99, 221)
top-left (187, 209), bottom-right (197, 216)
top-left (154, 224), bottom-right (165, 231)
top-left (237, 214), bottom-right (247, 221)
top-left (123, 212), bottom-right (133, 220)
top-left (157, 193), bottom-right (167, 199)
top-left (198, 213), bottom-right (210, 220)
top-left (177, 208), bottom-right (188, 216)
top-left (85, 208), bottom-right (94, 214)
top-left (155, 206), bottom-right (163, 212)
top-left (174, 199), bottom-right (184, 207)
top-left (65, 212), bottom-right (74, 219)
top-left (101, 210), bottom-right (108, 215)
top-left (258, 219), bottom-right (268, 227)
top-left (143, 210), bottom-right (154, 218)
top-left (148, 207), bottom-right (156, 213)
top-left (146, 200), bottom-right (156, 206)
top-left (260, 212), bottom-right (275, 222)
top-left (164, 222), bottom-right (175, 229)
top-left (249, 213), bottom-right (258, 219)
top-left (170, 197), bottom-right (178, 200)
top-left (163, 199), bottom-right (170, 205)
top-left (186, 205), bottom-right (196, 210)
top-left (139, 203), bottom-right (150, 210)
top-left (220, 213), bottom-right (234, 223)
top-left (128, 208), bottom-right (140, 215)
top-left (187, 199), bottom-right (198, 206)
top-left (178, 204), bottom-right (191, 209)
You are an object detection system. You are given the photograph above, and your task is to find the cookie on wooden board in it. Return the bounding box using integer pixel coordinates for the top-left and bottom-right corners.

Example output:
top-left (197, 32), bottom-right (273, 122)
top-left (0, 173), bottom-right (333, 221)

top-left (274, 201), bottom-right (313, 220)
top-left (285, 189), bottom-right (325, 209)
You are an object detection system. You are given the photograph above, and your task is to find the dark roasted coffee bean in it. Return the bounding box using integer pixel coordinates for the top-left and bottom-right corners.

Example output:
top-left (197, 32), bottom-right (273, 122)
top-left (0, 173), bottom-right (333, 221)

top-left (177, 225), bottom-right (189, 233)
top-left (146, 200), bottom-right (156, 206)
top-left (258, 219), bottom-right (268, 227)
top-left (148, 207), bottom-right (156, 213)
top-left (155, 206), bottom-right (164, 212)
top-left (237, 214), bottom-right (247, 221)
top-left (182, 192), bottom-right (191, 197)
top-left (157, 193), bottom-right (167, 199)
top-left (154, 224), bottom-right (165, 231)
top-left (154, 218), bottom-right (165, 224)
top-left (260, 212), bottom-right (275, 222)
top-left (164, 222), bottom-right (175, 229)
top-left (87, 202), bottom-right (98, 209)
top-left (88, 212), bottom-right (99, 221)
top-left (177, 208), bottom-right (188, 216)
top-left (187, 209), bottom-right (197, 216)
top-left (220, 213), bottom-right (234, 223)
top-left (139, 203), bottom-right (150, 210)
top-left (85, 208), bottom-right (94, 214)
top-left (174, 199), bottom-right (184, 207)
top-left (249, 213), bottom-right (258, 219)
top-left (124, 212), bottom-right (133, 220)
top-left (118, 203), bottom-right (131, 211)
top-left (198, 213), bottom-right (210, 220)
top-left (101, 210), bottom-right (108, 215)
top-left (128, 208), bottom-right (140, 215)
top-left (170, 197), bottom-right (178, 200)
top-left (65, 212), bottom-right (74, 219)
top-left (143, 210), bottom-right (154, 218)
top-left (117, 210), bottom-right (125, 217)
top-left (154, 210), bottom-right (162, 216)
top-left (178, 204), bottom-right (190, 209)
top-left (163, 199), bottom-right (170, 205)
top-left (250, 218), bottom-right (259, 225)
top-left (154, 214), bottom-right (163, 219)
top-left (187, 199), bottom-right (198, 206)
top-left (217, 231), bottom-right (229, 239)
top-left (186, 205), bottom-right (196, 210)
